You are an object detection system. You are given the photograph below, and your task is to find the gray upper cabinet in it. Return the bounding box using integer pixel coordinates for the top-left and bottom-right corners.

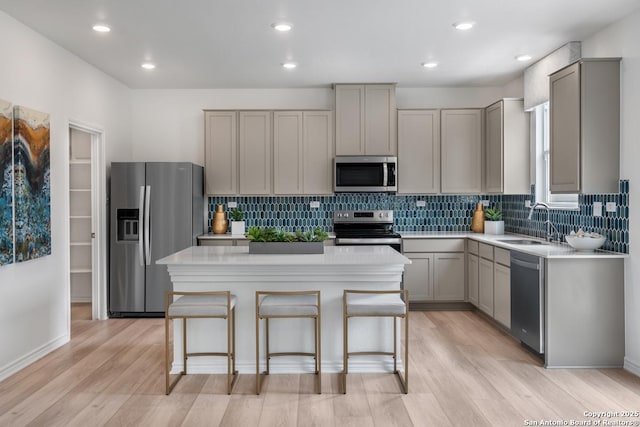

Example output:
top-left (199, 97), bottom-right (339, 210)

top-left (274, 111), bottom-right (334, 195)
top-left (549, 58), bottom-right (620, 194)
top-left (398, 110), bottom-right (440, 194)
top-left (204, 111), bottom-right (237, 195)
top-left (440, 109), bottom-right (483, 194)
top-left (303, 111), bottom-right (334, 194)
top-left (485, 99), bottom-right (530, 194)
top-left (274, 111), bottom-right (304, 194)
top-left (335, 84), bottom-right (397, 156)
top-left (239, 111), bottom-right (272, 195)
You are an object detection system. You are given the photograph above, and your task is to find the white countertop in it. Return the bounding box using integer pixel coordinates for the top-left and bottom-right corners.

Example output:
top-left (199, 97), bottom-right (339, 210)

top-left (157, 245), bottom-right (411, 265)
top-left (198, 232), bottom-right (336, 240)
top-left (400, 231), bottom-right (470, 239)
top-left (197, 231), bottom-right (626, 259)
top-left (401, 231), bottom-right (627, 259)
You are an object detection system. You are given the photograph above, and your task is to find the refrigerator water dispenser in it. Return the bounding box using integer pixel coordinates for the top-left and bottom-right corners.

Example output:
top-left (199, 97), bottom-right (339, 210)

top-left (117, 209), bottom-right (139, 241)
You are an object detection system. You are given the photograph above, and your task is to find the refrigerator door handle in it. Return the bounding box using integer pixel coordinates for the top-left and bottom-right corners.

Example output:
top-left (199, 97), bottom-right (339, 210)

top-left (138, 186), bottom-right (145, 266)
top-left (144, 185), bottom-right (151, 265)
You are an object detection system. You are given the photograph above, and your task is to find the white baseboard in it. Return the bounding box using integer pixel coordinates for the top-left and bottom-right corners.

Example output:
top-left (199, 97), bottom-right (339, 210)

top-left (624, 357), bottom-right (640, 377)
top-left (0, 333), bottom-right (70, 382)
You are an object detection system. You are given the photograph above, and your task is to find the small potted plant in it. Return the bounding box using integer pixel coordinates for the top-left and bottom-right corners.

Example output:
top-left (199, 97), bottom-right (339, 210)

top-left (229, 208), bottom-right (246, 236)
top-left (484, 207), bottom-right (504, 235)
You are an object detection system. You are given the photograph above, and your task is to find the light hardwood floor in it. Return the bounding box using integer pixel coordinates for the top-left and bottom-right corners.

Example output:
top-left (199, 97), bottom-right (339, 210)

top-left (1, 304), bottom-right (639, 426)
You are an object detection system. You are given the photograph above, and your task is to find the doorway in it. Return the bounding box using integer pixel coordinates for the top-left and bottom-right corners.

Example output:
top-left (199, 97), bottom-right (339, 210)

top-left (68, 122), bottom-right (106, 321)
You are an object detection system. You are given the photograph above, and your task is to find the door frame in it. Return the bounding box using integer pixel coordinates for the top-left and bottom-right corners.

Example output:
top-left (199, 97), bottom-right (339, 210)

top-left (67, 120), bottom-right (107, 320)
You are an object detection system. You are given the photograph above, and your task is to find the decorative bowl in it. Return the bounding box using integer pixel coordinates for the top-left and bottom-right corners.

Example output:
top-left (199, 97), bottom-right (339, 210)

top-left (565, 235), bottom-right (606, 251)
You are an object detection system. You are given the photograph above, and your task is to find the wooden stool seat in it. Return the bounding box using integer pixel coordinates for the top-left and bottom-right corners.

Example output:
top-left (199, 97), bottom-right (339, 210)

top-left (165, 291), bottom-right (238, 395)
top-left (256, 291), bottom-right (321, 395)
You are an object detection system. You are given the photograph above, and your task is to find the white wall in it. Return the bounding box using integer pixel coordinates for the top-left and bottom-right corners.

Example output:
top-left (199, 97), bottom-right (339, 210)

top-left (130, 89), bottom-right (333, 164)
top-left (0, 11), bottom-right (132, 380)
top-left (130, 83), bottom-right (522, 164)
top-left (582, 8), bottom-right (640, 375)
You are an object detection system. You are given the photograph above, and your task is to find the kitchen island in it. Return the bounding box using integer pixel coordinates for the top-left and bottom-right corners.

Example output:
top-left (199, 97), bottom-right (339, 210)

top-left (157, 245), bottom-right (411, 374)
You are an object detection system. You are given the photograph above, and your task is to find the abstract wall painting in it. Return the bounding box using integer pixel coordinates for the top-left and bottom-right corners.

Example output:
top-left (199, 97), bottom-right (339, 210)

top-left (13, 105), bottom-right (51, 262)
top-left (0, 99), bottom-right (13, 266)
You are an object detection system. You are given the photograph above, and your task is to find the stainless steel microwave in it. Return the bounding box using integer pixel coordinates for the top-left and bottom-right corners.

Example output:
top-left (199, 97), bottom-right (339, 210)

top-left (334, 156), bottom-right (397, 192)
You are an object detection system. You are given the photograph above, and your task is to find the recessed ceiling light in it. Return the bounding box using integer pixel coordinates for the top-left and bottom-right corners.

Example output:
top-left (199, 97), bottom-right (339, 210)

top-left (272, 23), bottom-right (292, 32)
top-left (453, 22), bottom-right (474, 31)
top-left (516, 54), bottom-right (532, 62)
top-left (422, 62), bottom-right (438, 69)
top-left (282, 62), bottom-right (297, 70)
top-left (92, 24), bottom-right (111, 33)
top-left (141, 63), bottom-right (156, 70)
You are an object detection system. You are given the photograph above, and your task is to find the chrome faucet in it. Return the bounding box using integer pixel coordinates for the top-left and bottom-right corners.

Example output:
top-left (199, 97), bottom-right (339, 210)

top-left (527, 202), bottom-right (560, 242)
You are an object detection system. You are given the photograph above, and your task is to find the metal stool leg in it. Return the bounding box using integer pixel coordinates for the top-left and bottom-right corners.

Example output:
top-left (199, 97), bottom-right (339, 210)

top-left (265, 318), bottom-right (270, 374)
top-left (393, 315), bottom-right (397, 373)
top-left (165, 314), bottom-right (170, 394)
top-left (342, 292), bottom-right (348, 394)
top-left (182, 318), bottom-right (188, 375)
top-left (256, 297), bottom-right (261, 395)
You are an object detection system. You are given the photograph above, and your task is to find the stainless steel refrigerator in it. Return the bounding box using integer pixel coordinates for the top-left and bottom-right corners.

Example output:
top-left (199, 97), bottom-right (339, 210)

top-left (109, 162), bottom-right (204, 317)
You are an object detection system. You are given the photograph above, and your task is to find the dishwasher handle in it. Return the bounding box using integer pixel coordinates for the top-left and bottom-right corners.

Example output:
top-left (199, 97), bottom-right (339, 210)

top-left (511, 257), bottom-right (540, 270)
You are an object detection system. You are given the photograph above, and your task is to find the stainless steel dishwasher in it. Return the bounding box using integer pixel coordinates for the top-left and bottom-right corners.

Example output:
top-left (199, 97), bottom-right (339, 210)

top-left (510, 251), bottom-right (545, 354)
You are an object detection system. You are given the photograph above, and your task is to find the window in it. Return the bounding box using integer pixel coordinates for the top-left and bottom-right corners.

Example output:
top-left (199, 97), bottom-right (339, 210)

top-left (534, 103), bottom-right (578, 208)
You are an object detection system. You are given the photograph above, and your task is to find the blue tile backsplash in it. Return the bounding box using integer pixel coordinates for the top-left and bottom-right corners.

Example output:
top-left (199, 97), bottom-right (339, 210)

top-left (208, 179), bottom-right (629, 253)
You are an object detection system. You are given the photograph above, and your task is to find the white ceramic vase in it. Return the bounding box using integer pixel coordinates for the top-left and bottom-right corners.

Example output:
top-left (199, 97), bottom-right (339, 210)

top-left (231, 221), bottom-right (246, 236)
top-left (484, 221), bottom-right (504, 235)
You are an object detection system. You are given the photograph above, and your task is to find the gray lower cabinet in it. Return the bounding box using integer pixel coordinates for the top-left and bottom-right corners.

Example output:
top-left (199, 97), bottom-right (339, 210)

top-left (440, 109), bottom-right (483, 194)
top-left (493, 262), bottom-right (511, 328)
top-left (403, 253), bottom-right (434, 301)
top-left (467, 240), bottom-right (479, 306)
top-left (549, 58), bottom-right (620, 194)
top-left (434, 253), bottom-right (465, 300)
top-left (545, 258), bottom-right (624, 367)
top-left (478, 257), bottom-right (494, 315)
top-left (476, 242), bottom-right (510, 327)
top-left (403, 239), bottom-right (465, 302)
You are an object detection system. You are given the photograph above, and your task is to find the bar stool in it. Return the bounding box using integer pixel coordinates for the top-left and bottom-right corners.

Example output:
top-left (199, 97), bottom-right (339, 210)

top-left (255, 290), bottom-right (321, 395)
top-left (342, 289), bottom-right (409, 394)
top-left (165, 290), bottom-right (238, 395)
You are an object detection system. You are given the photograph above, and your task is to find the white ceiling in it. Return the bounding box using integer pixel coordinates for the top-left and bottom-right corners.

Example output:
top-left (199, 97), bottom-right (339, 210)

top-left (1, 0), bottom-right (639, 89)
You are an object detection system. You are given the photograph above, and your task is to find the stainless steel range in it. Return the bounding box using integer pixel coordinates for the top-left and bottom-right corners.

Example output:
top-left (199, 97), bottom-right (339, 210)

top-left (333, 210), bottom-right (402, 252)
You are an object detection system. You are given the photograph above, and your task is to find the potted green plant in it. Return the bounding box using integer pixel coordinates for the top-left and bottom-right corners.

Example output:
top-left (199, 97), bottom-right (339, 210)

top-left (229, 208), bottom-right (246, 236)
top-left (484, 207), bottom-right (504, 235)
top-left (245, 226), bottom-right (328, 254)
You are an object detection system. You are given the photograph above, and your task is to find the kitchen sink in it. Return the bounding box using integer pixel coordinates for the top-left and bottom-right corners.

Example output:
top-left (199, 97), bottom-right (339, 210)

top-left (496, 239), bottom-right (547, 245)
